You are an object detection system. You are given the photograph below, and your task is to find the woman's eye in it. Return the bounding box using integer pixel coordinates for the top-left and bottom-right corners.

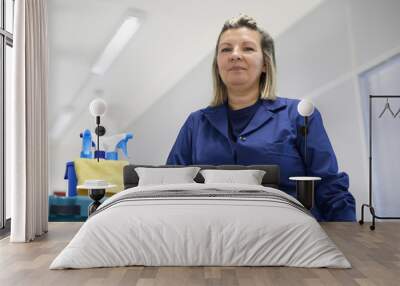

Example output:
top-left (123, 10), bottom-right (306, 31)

top-left (244, 47), bottom-right (255, 51)
top-left (220, 48), bottom-right (232, 53)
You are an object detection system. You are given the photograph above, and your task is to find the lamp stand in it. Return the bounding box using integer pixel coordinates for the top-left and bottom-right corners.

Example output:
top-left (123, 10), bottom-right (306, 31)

top-left (300, 116), bottom-right (309, 175)
top-left (96, 116), bottom-right (100, 162)
top-left (93, 116), bottom-right (106, 161)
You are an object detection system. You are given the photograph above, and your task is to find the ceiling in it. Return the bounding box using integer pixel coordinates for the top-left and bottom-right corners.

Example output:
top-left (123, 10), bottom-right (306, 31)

top-left (48, 0), bottom-right (323, 141)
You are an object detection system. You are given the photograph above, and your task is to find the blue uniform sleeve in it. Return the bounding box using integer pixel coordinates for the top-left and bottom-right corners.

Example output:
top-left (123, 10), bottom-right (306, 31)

top-left (166, 114), bottom-right (194, 165)
top-left (296, 108), bottom-right (356, 221)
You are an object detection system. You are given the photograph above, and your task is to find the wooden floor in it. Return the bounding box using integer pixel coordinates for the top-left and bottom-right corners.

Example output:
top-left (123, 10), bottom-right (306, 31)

top-left (0, 222), bottom-right (399, 286)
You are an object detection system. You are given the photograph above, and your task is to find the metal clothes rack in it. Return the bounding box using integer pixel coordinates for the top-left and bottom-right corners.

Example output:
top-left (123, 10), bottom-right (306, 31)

top-left (359, 95), bottom-right (400, 230)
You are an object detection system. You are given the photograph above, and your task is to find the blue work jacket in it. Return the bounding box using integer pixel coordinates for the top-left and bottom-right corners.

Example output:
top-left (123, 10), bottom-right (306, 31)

top-left (166, 97), bottom-right (356, 221)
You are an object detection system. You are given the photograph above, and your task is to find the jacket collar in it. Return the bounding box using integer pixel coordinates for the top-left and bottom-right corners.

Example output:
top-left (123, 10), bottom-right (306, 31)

top-left (202, 97), bottom-right (287, 139)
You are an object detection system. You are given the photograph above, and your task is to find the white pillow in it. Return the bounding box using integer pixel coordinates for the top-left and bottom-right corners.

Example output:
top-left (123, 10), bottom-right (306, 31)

top-left (200, 169), bottom-right (266, 185)
top-left (135, 167), bottom-right (201, 186)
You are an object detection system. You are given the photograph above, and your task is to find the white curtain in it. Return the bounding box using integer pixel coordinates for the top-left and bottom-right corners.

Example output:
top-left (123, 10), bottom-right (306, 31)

top-left (9, 0), bottom-right (49, 242)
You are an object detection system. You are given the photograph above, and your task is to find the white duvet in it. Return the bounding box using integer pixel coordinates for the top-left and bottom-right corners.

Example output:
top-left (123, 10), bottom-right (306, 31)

top-left (50, 183), bottom-right (351, 269)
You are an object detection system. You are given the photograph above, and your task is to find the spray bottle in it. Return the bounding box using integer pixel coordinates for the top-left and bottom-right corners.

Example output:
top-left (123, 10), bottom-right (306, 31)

top-left (100, 133), bottom-right (133, 160)
top-left (80, 129), bottom-right (95, 158)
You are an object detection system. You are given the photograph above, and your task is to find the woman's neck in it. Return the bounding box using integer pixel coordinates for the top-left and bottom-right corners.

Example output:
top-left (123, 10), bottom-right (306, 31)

top-left (227, 86), bottom-right (260, 110)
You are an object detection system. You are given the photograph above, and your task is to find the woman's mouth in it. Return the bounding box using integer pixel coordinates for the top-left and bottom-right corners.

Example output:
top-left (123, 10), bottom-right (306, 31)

top-left (229, 66), bottom-right (246, 71)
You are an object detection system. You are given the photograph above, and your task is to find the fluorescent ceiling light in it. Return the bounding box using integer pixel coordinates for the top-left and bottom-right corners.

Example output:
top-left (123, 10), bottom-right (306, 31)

top-left (91, 16), bottom-right (140, 75)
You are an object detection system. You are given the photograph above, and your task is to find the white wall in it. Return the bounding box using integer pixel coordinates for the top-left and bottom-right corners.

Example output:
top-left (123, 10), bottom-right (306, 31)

top-left (127, 0), bottom-right (400, 221)
top-left (128, 54), bottom-right (214, 164)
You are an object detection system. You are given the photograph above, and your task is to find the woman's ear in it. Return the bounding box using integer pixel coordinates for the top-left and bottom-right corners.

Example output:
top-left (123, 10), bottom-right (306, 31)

top-left (261, 57), bottom-right (267, 72)
top-left (262, 62), bottom-right (267, 73)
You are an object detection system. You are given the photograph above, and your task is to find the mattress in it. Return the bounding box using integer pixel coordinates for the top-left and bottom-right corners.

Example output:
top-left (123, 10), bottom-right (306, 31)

top-left (50, 183), bottom-right (350, 269)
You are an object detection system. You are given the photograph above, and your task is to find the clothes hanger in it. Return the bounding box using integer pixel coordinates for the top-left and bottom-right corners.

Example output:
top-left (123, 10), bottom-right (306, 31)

top-left (394, 107), bottom-right (400, 118)
top-left (378, 98), bottom-right (395, 118)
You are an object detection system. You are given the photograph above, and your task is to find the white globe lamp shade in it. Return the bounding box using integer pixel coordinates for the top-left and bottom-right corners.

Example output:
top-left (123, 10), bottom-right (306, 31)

top-left (297, 99), bottom-right (315, 117)
top-left (89, 98), bottom-right (107, 117)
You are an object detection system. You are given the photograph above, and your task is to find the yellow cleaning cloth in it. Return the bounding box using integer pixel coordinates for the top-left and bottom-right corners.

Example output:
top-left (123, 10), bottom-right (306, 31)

top-left (74, 158), bottom-right (129, 196)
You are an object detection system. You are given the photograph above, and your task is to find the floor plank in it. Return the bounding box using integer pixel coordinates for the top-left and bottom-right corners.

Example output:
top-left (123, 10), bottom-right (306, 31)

top-left (0, 222), bottom-right (399, 286)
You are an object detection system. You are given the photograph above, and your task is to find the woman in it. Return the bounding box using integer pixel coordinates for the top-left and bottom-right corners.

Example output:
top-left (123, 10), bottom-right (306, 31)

top-left (166, 15), bottom-right (355, 222)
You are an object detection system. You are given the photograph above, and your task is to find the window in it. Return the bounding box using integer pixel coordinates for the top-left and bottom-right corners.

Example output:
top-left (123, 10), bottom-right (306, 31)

top-left (0, 0), bottom-right (14, 233)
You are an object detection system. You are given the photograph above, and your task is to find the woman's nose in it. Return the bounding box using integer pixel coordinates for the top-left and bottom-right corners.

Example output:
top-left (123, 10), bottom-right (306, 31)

top-left (230, 47), bottom-right (242, 61)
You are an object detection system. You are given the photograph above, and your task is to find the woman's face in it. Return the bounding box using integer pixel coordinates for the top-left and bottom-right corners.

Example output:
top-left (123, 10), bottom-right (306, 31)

top-left (217, 27), bottom-right (265, 92)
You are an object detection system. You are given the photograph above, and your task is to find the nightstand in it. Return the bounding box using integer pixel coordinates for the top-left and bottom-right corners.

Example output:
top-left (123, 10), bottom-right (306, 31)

top-left (289, 176), bottom-right (321, 210)
top-left (77, 180), bottom-right (116, 216)
top-left (88, 188), bottom-right (106, 215)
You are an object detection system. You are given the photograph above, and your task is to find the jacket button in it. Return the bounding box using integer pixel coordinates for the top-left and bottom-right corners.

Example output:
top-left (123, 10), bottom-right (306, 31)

top-left (239, 136), bottom-right (246, 141)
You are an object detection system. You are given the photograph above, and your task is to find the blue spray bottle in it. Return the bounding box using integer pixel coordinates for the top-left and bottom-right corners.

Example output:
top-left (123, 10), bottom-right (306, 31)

top-left (101, 133), bottom-right (133, 160)
top-left (80, 129), bottom-right (96, 159)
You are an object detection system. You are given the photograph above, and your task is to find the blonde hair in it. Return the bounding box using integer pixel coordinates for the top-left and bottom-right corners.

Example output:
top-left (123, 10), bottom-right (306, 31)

top-left (211, 14), bottom-right (277, 106)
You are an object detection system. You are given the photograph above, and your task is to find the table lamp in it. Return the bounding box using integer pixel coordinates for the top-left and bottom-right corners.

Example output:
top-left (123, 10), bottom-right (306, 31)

top-left (89, 98), bottom-right (107, 162)
top-left (289, 99), bottom-right (321, 210)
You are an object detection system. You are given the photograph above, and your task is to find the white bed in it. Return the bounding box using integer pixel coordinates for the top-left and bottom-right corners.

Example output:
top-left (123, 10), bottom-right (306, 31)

top-left (50, 183), bottom-right (351, 269)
